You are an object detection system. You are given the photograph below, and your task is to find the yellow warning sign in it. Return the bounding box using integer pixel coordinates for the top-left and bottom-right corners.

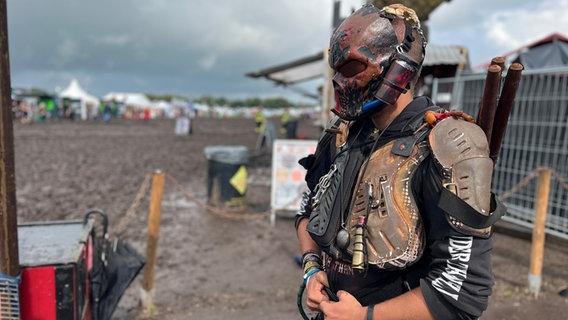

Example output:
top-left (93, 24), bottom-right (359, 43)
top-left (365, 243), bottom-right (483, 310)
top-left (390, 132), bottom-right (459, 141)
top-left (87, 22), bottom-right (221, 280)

top-left (230, 165), bottom-right (248, 195)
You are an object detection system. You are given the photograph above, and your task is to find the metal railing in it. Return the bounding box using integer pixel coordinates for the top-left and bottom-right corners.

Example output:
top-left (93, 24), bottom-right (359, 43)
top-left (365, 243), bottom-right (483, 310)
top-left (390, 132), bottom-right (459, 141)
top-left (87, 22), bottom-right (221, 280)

top-left (432, 66), bottom-right (568, 239)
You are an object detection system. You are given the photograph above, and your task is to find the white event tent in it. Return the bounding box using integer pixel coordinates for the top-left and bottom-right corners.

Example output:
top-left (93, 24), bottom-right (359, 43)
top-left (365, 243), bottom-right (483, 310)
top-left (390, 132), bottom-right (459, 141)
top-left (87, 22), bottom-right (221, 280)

top-left (103, 93), bottom-right (189, 119)
top-left (58, 79), bottom-right (100, 120)
top-left (102, 92), bottom-right (155, 117)
top-left (102, 92), bottom-right (152, 107)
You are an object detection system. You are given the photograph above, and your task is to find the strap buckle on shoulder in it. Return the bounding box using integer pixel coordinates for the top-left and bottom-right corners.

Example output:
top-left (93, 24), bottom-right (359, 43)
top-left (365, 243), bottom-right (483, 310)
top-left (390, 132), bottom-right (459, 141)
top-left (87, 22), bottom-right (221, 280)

top-left (391, 122), bottom-right (430, 157)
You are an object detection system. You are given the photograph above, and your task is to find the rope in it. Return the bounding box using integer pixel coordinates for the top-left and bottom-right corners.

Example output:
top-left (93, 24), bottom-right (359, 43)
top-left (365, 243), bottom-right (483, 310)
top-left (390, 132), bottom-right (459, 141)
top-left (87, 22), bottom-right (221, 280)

top-left (165, 173), bottom-right (276, 221)
top-left (111, 165), bottom-right (566, 231)
top-left (498, 167), bottom-right (542, 201)
top-left (551, 170), bottom-right (568, 191)
top-left (498, 167), bottom-right (567, 201)
top-left (112, 173), bottom-right (152, 236)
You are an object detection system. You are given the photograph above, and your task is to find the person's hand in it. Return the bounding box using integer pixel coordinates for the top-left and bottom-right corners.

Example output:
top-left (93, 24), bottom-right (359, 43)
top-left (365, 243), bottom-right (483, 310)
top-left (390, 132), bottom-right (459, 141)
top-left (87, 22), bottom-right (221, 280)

top-left (319, 290), bottom-right (366, 320)
top-left (305, 270), bottom-right (330, 312)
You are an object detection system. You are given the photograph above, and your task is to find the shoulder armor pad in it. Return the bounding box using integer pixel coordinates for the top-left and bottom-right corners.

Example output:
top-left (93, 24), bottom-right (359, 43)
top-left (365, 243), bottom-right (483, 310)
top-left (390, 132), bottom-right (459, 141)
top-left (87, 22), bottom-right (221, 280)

top-left (429, 117), bottom-right (490, 169)
top-left (429, 117), bottom-right (498, 237)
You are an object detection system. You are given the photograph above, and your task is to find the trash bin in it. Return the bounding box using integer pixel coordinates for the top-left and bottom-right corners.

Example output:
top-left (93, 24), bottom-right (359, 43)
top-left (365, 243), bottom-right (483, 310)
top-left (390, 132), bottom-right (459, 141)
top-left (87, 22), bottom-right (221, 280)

top-left (203, 145), bottom-right (248, 207)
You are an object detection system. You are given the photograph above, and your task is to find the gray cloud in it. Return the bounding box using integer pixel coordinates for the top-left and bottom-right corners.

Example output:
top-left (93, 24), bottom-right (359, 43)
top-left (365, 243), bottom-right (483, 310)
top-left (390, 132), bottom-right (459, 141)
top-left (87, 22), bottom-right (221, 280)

top-left (429, 0), bottom-right (566, 68)
top-left (7, 0), bottom-right (565, 102)
top-left (8, 0), bottom-right (345, 101)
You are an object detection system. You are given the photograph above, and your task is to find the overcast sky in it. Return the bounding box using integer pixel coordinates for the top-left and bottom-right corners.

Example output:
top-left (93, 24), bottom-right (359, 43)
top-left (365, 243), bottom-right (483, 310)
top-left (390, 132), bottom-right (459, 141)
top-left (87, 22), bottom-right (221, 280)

top-left (6, 0), bottom-right (567, 103)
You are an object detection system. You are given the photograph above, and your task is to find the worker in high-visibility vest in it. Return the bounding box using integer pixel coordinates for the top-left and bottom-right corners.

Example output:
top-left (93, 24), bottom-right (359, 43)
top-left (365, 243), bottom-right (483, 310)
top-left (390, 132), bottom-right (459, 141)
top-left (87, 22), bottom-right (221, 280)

top-left (254, 107), bottom-right (266, 134)
top-left (280, 108), bottom-right (290, 137)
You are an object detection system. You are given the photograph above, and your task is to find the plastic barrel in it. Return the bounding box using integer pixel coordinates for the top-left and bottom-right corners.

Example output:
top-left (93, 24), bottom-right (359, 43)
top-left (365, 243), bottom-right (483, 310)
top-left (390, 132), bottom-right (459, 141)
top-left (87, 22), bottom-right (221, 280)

top-left (203, 145), bottom-right (248, 207)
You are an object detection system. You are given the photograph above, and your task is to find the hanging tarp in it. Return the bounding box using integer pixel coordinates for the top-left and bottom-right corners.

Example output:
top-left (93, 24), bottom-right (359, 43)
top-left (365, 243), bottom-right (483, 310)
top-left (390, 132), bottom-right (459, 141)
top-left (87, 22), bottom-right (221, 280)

top-left (84, 209), bottom-right (145, 320)
top-left (516, 38), bottom-right (568, 69)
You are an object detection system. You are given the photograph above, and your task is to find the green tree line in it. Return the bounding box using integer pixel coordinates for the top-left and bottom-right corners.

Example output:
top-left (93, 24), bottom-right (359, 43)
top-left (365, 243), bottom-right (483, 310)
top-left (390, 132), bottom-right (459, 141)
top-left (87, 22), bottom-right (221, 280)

top-left (189, 96), bottom-right (306, 109)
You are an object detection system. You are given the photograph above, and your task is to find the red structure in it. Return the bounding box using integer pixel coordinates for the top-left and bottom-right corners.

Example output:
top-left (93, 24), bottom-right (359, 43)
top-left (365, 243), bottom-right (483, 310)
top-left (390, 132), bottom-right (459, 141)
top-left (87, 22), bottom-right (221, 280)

top-left (18, 220), bottom-right (94, 320)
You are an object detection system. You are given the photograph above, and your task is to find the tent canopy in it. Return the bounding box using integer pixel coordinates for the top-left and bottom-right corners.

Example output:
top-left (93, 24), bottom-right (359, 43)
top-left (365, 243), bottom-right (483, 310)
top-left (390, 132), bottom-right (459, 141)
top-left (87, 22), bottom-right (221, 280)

top-left (246, 51), bottom-right (325, 87)
top-left (59, 79), bottom-right (100, 120)
top-left (59, 79), bottom-right (99, 106)
top-left (102, 92), bottom-right (152, 107)
top-left (475, 33), bottom-right (568, 69)
top-left (513, 33), bottom-right (568, 69)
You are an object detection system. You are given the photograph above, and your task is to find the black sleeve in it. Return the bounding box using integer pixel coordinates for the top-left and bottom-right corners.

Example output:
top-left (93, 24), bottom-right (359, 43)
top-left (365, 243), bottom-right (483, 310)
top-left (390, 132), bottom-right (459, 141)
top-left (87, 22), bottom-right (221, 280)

top-left (415, 157), bottom-right (494, 319)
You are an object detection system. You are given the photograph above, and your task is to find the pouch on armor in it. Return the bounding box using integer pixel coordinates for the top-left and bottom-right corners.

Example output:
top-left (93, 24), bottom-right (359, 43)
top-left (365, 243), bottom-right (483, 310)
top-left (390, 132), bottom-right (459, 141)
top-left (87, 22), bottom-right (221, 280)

top-left (429, 117), bottom-right (502, 238)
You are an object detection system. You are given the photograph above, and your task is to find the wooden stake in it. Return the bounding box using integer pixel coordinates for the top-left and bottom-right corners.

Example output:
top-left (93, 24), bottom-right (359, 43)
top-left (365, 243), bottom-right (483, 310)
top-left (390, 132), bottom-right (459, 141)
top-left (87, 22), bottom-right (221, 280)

top-left (141, 170), bottom-right (165, 314)
top-left (476, 64), bottom-right (502, 143)
top-left (528, 168), bottom-right (552, 296)
top-left (489, 62), bottom-right (524, 162)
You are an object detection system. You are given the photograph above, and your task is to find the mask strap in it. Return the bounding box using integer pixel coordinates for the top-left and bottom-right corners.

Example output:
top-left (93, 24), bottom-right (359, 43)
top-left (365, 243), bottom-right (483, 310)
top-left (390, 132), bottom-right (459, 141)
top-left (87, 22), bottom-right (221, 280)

top-left (396, 21), bottom-right (415, 53)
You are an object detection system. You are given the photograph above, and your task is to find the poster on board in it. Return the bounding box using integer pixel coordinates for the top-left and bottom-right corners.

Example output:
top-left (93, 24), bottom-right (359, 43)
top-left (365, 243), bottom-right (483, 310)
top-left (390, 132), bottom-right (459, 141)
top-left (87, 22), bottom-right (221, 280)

top-left (271, 139), bottom-right (318, 213)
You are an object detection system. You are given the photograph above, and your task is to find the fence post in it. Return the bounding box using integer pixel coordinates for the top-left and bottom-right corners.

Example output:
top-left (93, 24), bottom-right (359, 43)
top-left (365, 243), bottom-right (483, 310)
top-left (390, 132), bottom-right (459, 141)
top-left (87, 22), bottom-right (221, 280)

top-left (528, 168), bottom-right (552, 296)
top-left (141, 170), bottom-right (165, 314)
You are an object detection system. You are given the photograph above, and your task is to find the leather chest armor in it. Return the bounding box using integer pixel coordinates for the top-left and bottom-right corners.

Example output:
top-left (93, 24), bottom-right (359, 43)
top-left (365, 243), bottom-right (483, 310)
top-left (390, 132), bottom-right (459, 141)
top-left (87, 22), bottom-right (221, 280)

top-left (307, 127), bottom-right (430, 269)
top-left (346, 140), bottom-right (429, 269)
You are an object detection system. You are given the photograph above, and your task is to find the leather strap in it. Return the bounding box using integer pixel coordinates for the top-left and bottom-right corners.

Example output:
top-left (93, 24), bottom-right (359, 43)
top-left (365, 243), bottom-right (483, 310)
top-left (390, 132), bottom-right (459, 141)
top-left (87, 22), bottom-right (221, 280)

top-left (438, 188), bottom-right (506, 228)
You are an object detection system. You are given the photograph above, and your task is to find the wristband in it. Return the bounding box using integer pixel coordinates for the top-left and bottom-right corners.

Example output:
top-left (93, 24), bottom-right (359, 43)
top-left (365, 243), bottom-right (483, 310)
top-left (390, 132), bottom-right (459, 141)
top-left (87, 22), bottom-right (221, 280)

top-left (302, 268), bottom-right (321, 286)
top-left (367, 304), bottom-right (375, 320)
top-left (302, 252), bottom-right (322, 274)
top-left (303, 260), bottom-right (321, 273)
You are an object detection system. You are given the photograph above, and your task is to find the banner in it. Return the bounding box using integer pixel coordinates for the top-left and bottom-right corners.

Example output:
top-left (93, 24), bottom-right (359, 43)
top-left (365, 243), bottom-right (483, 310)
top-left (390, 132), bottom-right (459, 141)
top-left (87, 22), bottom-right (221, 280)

top-left (271, 139), bottom-right (317, 212)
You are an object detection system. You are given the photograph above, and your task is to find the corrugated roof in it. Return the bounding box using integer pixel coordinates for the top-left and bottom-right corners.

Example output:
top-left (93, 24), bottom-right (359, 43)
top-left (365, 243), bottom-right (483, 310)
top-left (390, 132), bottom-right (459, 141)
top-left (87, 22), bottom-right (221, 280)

top-left (246, 52), bottom-right (324, 86)
top-left (423, 44), bottom-right (468, 66)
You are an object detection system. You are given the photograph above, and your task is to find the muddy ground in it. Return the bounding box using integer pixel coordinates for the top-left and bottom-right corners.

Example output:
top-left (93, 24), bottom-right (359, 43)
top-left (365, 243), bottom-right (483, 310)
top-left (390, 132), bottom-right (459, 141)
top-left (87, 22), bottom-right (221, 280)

top-left (13, 116), bottom-right (567, 319)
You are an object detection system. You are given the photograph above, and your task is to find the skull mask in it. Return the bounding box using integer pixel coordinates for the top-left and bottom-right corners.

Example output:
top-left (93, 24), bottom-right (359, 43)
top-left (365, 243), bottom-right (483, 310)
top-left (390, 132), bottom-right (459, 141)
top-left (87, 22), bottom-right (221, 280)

top-left (329, 4), bottom-right (424, 120)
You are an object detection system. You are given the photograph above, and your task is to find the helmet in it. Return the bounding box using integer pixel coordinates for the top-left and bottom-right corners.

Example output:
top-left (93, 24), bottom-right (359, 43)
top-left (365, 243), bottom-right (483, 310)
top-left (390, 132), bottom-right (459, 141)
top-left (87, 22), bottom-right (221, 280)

top-left (329, 4), bottom-right (426, 120)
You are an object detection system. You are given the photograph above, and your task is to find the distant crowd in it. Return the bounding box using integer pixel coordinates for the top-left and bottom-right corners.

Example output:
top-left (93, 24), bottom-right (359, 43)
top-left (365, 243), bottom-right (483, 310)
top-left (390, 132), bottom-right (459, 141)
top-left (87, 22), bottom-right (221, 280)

top-left (11, 98), bottom-right (191, 124)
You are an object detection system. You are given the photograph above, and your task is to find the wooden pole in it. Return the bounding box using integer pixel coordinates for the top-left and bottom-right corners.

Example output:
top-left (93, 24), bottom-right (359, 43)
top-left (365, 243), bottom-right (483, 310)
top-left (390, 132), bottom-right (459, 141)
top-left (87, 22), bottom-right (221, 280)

top-left (489, 56), bottom-right (505, 71)
top-left (489, 62), bottom-right (524, 163)
top-left (0, 0), bottom-right (19, 277)
top-left (528, 168), bottom-right (552, 296)
top-left (141, 170), bottom-right (165, 314)
top-left (476, 64), bottom-right (502, 143)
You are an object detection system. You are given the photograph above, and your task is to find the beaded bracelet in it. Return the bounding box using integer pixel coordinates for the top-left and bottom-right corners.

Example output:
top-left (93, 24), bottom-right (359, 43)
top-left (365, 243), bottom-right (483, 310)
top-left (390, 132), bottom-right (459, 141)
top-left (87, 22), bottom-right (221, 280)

top-left (302, 252), bottom-right (322, 274)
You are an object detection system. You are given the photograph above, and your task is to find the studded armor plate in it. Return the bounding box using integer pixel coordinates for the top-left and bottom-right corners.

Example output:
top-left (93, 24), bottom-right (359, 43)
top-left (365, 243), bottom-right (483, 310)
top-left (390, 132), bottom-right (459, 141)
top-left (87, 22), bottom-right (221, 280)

top-left (346, 140), bottom-right (429, 269)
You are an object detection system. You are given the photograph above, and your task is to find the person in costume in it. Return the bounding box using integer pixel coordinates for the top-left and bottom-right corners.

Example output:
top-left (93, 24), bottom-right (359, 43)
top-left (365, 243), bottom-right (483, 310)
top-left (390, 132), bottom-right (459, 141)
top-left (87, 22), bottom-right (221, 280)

top-left (295, 3), bottom-right (504, 320)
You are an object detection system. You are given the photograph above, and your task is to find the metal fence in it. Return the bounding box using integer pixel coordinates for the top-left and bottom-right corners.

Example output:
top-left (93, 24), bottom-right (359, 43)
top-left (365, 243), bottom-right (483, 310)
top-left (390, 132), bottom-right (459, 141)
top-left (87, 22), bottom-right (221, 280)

top-left (432, 66), bottom-right (568, 239)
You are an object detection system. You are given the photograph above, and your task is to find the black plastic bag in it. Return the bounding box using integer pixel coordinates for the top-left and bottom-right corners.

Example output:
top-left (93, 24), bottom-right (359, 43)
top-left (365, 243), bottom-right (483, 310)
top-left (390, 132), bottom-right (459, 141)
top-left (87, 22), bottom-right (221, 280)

top-left (85, 209), bottom-right (145, 320)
